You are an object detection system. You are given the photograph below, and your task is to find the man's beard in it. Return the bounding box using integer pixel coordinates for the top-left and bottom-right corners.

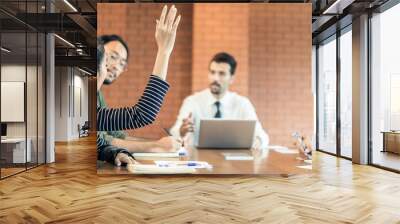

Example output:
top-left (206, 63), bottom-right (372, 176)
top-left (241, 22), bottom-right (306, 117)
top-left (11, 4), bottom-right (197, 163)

top-left (209, 82), bottom-right (221, 95)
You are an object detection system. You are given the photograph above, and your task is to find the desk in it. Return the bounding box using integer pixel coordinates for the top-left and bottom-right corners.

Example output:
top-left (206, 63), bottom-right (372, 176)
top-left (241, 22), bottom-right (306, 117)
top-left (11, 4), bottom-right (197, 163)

top-left (1, 138), bottom-right (31, 164)
top-left (97, 146), bottom-right (311, 175)
top-left (382, 131), bottom-right (400, 154)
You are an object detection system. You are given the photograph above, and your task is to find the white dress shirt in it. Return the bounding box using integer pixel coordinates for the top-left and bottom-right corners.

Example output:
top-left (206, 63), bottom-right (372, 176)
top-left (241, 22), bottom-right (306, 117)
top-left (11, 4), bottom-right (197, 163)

top-left (170, 89), bottom-right (269, 148)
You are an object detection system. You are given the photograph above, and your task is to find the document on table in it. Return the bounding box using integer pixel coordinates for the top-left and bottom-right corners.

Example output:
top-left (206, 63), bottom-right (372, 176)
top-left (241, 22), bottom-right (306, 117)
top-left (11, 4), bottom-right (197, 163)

top-left (155, 161), bottom-right (212, 169)
top-left (222, 153), bottom-right (254, 161)
top-left (127, 164), bottom-right (196, 174)
top-left (267, 145), bottom-right (298, 154)
top-left (131, 147), bottom-right (188, 159)
top-left (296, 165), bottom-right (312, 170)
top-left (131, 152), bottom-right (180, 158)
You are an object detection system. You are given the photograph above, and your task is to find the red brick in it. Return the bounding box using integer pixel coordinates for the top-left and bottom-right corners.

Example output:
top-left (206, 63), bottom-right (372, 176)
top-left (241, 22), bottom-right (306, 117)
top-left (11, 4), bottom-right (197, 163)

top-left (97, 3), bottom-right (313, 146)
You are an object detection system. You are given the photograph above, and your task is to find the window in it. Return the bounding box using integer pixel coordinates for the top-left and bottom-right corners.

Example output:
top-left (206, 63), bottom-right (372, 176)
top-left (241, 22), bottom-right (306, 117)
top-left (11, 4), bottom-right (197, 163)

top-left (339, 28), bottom-right (352, 158)
top-left (390, 74), bottom-right (400, 130)
top-left (371, 2), bottom-right (400, 171)
top-left (317, 36), bottom-right (337, 154)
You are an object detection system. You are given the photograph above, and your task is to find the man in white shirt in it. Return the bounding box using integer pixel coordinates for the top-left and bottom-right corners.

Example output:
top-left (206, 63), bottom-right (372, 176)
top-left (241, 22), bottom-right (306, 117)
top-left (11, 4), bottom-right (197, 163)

top-left (170, 52), bottom-right (269, 149)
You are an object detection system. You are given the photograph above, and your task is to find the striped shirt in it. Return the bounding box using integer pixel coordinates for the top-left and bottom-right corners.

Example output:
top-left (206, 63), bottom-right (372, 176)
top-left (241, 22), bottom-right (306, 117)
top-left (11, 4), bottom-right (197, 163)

top-left (96, 75), bottom-right (169, 148)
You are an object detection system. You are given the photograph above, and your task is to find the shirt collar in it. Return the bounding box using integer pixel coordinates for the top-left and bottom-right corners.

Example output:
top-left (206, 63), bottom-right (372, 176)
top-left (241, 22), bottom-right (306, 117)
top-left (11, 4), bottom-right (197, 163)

top-left (207, 88), bottom-right (231, 106)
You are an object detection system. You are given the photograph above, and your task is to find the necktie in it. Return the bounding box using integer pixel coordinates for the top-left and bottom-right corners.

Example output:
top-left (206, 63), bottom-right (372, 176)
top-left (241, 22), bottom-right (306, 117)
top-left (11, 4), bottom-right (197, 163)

top-left (214, 101), bottom-right (222, 118)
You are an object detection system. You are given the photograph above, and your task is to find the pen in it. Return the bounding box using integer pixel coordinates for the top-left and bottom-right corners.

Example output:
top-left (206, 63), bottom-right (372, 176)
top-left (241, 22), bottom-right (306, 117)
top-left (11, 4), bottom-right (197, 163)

top-left (161, 127), bottom-right (186, 156)
top-left (162, 127), bottom-right (172, 136)
top-left (158, 162), bottom-right (201, 167)
top-left (162, 127), bottom-right (185, 148)
top-left (178, 162), bottom-right (212, 169)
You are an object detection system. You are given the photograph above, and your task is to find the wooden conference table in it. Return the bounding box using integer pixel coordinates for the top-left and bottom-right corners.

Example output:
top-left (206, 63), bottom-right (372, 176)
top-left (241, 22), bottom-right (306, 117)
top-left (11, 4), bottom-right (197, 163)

top-left (97, 145), bottom-right (311, 175)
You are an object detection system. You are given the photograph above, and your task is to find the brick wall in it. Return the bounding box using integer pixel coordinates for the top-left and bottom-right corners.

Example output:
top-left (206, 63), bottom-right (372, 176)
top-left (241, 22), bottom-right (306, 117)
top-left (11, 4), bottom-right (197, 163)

top-left (98, 3), bottom-right (193, 138)
top-left (192, 4), bottom-right (249, 96)
top-left (249, 4), bottom-right (313, 146)
top-left (97, 3), bottom-right (313, 146)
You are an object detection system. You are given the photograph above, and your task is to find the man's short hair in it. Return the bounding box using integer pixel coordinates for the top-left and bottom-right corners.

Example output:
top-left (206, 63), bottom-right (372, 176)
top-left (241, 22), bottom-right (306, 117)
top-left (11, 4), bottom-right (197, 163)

top-left (98, 34), bottom-right (129, 58)
top-left (97, 39), bottom-right (105, 71)
top-left (210, 52), bottom-right (237, 75)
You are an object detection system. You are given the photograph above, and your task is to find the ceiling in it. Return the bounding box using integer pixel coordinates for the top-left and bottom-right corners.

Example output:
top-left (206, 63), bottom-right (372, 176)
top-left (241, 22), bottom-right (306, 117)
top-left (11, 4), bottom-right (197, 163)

top-left (0, 0), bottom-right (395, 74)
top-left (311, 0), bottom-right (391, 43)
top-left (0, 0), bottom-right (97, 73)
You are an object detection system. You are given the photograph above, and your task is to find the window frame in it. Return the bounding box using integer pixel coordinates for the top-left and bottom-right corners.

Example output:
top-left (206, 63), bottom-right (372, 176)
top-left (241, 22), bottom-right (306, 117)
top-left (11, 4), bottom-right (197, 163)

top-left (315, 24), bottom-right (353, 160)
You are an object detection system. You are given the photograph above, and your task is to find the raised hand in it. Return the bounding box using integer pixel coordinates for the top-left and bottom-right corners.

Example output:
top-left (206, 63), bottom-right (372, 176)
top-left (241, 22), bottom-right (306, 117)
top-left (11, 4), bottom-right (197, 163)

top-left (152, 5), bottom-right (181, 80)
top-left (155, 5), bottom-right (181, 56)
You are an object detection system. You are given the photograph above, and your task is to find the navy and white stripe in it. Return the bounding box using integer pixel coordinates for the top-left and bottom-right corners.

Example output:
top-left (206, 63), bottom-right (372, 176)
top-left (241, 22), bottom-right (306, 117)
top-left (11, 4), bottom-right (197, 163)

top-left (97, 75), bottom-right (169, 133)
top-left (96, 135), bottom-right (107, 148)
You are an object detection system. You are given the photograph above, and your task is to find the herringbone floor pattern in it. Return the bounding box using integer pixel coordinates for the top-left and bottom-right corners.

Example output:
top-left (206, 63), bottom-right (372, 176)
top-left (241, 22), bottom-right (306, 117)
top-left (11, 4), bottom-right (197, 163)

top-left (1, 136), bottom-right (399, 224)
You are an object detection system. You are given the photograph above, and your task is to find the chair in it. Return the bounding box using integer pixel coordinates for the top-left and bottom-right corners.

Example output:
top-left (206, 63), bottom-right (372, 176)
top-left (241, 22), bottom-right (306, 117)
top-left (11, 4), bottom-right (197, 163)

top-left (78, 121), bottom-right (90, 138)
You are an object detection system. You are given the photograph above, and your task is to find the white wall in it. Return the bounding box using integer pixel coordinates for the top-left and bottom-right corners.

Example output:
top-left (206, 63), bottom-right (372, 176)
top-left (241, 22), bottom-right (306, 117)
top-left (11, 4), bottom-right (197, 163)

top-left (71, 72), bottom-right (89, 139)
top-left (54, 67), bottom-right (89, 141)
top-left (55, 67), bottom-right (70, 141)
top-left (1, 65), bottom-right (34, 138)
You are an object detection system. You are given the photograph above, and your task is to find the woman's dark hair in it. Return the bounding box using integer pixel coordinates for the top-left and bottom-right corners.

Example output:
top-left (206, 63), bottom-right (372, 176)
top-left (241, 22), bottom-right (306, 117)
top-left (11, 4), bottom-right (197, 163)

top-left (210, 52), bottom-right (237, 75)
top-left (97, 39), bottom-right (105, 72)
top-left (98, 34), bottom-right (129, 58)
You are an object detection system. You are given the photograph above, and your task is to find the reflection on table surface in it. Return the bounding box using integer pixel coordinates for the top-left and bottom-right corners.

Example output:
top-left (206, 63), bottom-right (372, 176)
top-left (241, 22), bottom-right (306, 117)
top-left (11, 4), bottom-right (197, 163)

top-left (97, 145), bottom-right (312, 175)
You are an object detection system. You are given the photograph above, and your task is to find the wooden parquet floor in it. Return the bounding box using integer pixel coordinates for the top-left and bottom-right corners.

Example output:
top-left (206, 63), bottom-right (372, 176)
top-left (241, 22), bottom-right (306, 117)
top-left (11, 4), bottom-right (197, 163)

top-left (1, 135), bottom-right (399, 224)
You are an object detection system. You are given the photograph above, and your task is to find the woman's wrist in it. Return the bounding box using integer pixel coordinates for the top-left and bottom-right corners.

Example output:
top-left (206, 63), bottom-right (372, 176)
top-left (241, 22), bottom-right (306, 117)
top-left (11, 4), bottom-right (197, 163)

top-left (157, 48), bottom-right (171, 57)
top-left (152, 50), bottom-right (170, 80)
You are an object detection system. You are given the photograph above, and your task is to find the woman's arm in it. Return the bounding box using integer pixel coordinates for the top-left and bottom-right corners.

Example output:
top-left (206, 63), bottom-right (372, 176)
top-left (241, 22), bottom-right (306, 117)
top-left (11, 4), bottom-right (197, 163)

top-left (96, 5), bottom-right (181, 132)
top-left (97, 75), bottom-right (169, 131)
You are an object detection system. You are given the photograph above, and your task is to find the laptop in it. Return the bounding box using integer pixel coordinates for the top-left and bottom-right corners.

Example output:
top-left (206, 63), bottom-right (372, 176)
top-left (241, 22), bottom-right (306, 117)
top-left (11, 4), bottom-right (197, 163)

top-left (196, 119), bottom-right (256, 149)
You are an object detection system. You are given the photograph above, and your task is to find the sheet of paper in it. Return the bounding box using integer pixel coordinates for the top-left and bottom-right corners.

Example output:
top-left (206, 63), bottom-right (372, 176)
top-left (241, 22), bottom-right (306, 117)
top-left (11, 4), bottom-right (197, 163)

top-left (296, 165), bottom-right (312, 170)
top-left (131, 152), bottom-right (180, 158)
top-left (222, 153), bottom-right (254, 161)
top-left (127, 164), bottom-right (196, 174)
top-left (304, 159), bottom-right (312, 164)
top-left (268, 146), bottom-right (298, 154)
